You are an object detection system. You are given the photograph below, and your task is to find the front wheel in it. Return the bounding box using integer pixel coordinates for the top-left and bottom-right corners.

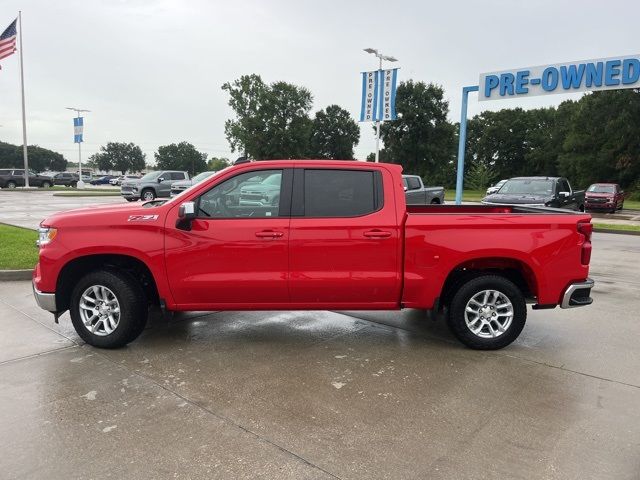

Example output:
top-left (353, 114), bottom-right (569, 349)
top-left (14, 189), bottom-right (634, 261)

top-left (69, 270), bottom-right (148, 348)
top-left (447, 275), bottom-right (526, 350)
top-left (42, 181), bottom-right (52, 188)
top-left (7, 181), bottom-right (16, 189)
top-left (141, 189), bottom-right (156, 201)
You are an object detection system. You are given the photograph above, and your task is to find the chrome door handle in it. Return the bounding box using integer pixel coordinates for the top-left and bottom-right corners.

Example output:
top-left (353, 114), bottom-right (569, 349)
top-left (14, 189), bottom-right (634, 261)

top-left (255, 230), bottom-right (284, 238)
top-left (363, 230), bottom-right (391, 238)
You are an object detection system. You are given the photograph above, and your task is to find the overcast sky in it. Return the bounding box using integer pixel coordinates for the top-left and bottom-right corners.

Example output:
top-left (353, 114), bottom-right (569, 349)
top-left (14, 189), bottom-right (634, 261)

top-left (1, 0), bottom-right (639, 166)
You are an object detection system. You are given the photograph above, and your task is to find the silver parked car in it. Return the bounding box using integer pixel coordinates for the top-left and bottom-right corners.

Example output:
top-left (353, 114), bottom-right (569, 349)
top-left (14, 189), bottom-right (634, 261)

top-left (170, 170), bottom-right (218, 197)
top-left (402, 175), bottom-right (445, 205)
top-left (121, 171), bottom-right (189, 202)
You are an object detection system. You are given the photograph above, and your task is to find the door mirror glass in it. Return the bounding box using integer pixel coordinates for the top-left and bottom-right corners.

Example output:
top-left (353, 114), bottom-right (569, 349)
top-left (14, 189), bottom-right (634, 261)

top-left (158, 177), bottom-right (164, 183)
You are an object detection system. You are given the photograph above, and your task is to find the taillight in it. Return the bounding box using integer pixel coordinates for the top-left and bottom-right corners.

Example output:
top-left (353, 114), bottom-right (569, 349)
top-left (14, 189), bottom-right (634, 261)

top-left (578, 221), bottom-right (592, 265)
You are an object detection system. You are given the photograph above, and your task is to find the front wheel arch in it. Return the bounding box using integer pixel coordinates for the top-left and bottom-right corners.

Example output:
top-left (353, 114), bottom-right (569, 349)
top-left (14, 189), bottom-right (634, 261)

top-left (56, 254), bottom-right (160, 314)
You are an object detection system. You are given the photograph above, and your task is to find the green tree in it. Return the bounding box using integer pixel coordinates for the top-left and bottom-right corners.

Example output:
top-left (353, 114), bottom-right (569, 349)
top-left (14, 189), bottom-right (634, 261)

top-left (154, 142), bottom-right (207, 176)
top-left (223, 74), bottom-right (313, 159)
top-left (0, 142), bottom-right (67, 172)
top-left (558, 90), bottom-right (640, 189)
top-left (309, 105), bottom-right (360, 159)
top-left (464, 161), bottom-right (495, 191)
top-left (378, 81), bottom-right (456, 186)
top-left (91, 142), bottom-right (146, 175)
top-left (207, 157), bottom-right (230, 171)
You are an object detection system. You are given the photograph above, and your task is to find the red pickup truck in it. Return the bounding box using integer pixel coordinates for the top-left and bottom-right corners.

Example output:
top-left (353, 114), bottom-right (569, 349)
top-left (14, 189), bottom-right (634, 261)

top-left (33, 161), bottom-right (594, 350)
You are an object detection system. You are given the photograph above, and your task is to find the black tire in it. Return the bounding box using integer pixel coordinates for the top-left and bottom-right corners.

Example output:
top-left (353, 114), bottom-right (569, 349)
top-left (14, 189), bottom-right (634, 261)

top-left (430, 198), bottom-right (440, 205)
top-left (42, 181), bottom-right (51, 188)
top-left (447, 275), bottom-right (526, 350)
top-left (7, 181), bottom-right (16, 189)
top-left (141, 188), bottom-right (156, 201)
top-left (71, 182), bottom-right (77, 188)
top-left (125, 198), bottom-right (137, 202)
top-left (69, 270), bottom-right (148, 348)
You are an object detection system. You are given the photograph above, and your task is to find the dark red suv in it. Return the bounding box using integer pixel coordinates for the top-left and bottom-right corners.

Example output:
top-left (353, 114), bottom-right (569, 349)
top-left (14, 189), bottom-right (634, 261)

top-left (585, 183), bottom-right (624, 213)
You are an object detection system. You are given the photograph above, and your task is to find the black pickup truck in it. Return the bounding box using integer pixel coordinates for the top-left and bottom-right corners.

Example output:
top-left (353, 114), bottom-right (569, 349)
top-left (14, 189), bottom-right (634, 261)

top-left (0, 169), bottom-right (53, 189)
top-left (482, 176), bottom-right (585, 211)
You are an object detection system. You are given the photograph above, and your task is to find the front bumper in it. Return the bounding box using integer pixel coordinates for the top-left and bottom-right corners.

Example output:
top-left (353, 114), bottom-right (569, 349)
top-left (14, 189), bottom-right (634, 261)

top-left (560, 278), bottom-right (594, 308)
top-left (32, 281), bottom-right (57, 313)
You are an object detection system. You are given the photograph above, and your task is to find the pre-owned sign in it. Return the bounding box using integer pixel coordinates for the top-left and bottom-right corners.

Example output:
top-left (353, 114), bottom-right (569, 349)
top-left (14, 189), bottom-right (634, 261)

top-left (479, 54), bottom-right (640, 101)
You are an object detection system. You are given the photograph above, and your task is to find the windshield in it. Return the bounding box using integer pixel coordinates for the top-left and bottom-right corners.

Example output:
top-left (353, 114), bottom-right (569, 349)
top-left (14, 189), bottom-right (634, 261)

top-left (192, 171), bottom-right (216, 182)
top-left (588, 184), bottom-right (615, 193)
top-left (139, 171), bottom-right (162, 182)
top-left (499, 179), bottom-right (554, 195)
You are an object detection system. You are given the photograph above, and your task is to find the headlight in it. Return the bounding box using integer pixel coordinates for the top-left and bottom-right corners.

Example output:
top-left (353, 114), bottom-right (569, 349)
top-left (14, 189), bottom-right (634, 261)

top-left (37, 227), bottom-right (57, 247)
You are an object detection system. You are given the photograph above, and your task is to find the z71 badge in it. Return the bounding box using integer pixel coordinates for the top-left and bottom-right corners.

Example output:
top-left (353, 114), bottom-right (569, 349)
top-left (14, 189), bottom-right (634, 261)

top-left (127, 214), bottom-right (159, 222)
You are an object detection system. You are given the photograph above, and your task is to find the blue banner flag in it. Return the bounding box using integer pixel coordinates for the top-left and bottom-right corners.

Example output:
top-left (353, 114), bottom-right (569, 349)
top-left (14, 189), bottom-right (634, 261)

top-left (360, 68), bottom-right (398, 122)
top-left (73, 117), bottom-right (83, 143)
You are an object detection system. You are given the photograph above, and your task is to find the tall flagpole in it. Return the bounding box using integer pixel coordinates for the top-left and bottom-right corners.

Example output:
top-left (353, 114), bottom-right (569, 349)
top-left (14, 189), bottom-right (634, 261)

top-left (18, 11), bottom-right (29, 187)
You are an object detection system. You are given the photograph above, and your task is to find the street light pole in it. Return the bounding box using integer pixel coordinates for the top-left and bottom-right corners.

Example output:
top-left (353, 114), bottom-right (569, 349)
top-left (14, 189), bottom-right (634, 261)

top-left (363, 48), bottom-right (398, 162)
top-left (65, 107), bottom-right (90, 188)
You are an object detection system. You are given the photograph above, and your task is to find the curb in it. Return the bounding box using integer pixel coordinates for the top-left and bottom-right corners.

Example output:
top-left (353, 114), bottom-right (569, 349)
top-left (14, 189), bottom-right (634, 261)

top-left (0, 269), bottom-right (33, 281)
top-left (593, 228), bottom-right (640, 236)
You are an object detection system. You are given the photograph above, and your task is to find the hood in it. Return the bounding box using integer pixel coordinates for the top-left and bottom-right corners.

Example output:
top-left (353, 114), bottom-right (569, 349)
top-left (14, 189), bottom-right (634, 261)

top-left (585, 192), bottom-right (614, 198)
top-left (483, 193), bottom-right (552, 205)
top-left (121, 179), bottom-right (142, 187)
top-left (171, 179), bottom-right (194, 188)
top-left (42, 202), bottom-right (164, 228)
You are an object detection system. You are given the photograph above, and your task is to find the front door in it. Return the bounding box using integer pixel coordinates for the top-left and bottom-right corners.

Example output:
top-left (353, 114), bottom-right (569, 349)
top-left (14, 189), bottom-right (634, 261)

top-left (164, 168), bottom-right (292, 308)
top-left (289, 167), bottom-right (401, 307)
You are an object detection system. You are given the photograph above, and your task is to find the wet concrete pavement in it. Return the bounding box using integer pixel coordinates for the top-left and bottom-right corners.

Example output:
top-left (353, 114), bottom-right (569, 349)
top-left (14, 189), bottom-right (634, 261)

top-left (1, 233), bottom-right (639, 479)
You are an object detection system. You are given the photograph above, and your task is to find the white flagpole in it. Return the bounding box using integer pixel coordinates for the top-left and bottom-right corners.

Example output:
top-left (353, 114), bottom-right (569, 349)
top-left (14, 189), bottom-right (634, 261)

top-left (18, 11), bottom-right (29, 187)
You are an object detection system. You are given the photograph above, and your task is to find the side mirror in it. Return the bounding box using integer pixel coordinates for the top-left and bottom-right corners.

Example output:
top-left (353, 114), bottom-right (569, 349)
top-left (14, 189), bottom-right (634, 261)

top-left (403, 186), bottom-right (408, 192)
top-left (559, 191), bottom-right (570, 198)
top-left (176, 201), bottom-right (196, 231)
top-left (157, 177), bottom-right (164, 183)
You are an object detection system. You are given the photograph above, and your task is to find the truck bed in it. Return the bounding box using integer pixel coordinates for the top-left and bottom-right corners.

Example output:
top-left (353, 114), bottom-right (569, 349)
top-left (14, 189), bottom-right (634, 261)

top-left (406, 204), bottom-right (584, 215)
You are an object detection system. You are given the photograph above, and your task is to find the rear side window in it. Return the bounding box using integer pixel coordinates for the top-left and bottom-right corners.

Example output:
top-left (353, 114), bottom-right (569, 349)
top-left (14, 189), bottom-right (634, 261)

top-left (303, 169), bottom-right (382, 217)
top-left (170, 172), bottom-right (186, 180)
top-left (407, 177), bottom-right (421, 190)
top-left (0, 169), bottom-right (10, 175)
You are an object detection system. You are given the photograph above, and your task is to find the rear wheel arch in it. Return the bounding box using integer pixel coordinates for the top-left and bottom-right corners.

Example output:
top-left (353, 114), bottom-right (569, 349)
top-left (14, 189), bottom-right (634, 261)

top-left (439, 257), bottom-right (538, 309)
top-left (56, 254), bottom-right (160, 313)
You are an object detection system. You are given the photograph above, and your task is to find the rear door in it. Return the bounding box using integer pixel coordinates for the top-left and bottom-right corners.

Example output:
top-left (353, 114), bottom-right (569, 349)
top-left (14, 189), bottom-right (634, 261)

top-left (289, 167), bottom-right (401, 307)
top-left (164, 168), bottom-right (292, 307)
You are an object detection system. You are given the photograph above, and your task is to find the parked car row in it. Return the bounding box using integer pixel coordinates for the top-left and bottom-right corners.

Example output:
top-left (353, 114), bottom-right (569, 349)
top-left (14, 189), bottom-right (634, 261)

top-left (0, 169), bottom-right (54, 188)
top-left (483, 178), bottom-right (626, 213)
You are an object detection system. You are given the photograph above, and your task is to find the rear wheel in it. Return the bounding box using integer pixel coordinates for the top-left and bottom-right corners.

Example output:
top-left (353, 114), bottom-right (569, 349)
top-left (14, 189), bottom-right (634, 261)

top-left (447, 275), bottom-right (526, 350)
top-left (69, 270), bottom-right (148, 348)
top-left (7, 181), bottom-right (16, 189)
top-left (430, 198), bottom-right (440, 205)
top-left (42, 181), bottom-right (51, 188)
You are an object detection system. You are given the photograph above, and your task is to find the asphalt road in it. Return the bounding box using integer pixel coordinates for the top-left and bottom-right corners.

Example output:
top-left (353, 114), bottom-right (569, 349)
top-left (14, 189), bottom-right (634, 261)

top-left (0, 232), bottom-right (638, 479)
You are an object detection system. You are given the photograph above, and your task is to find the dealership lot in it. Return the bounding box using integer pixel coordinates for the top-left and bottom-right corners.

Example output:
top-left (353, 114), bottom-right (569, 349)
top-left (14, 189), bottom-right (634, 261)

top-left (0, 229), bottom-right (638, 479)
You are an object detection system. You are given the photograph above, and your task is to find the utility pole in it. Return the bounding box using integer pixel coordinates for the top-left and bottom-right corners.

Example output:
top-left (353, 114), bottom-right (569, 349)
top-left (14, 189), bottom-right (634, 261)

top-left (363, 48), bottom-right (398, 162)
top-left (66, 107), bottom-right (90, 188)
top-left (18, 11), bottom-right (29, 187)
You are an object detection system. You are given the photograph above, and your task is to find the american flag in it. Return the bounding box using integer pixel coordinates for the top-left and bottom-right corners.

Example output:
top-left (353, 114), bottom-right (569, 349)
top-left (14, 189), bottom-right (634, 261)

top-left (0, 19), bottom-right (17, 68)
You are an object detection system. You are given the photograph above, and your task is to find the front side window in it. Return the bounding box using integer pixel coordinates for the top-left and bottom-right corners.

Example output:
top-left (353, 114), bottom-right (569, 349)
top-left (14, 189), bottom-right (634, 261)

top-left (304, 169), bottom-right (380, 217)
top-left (197, 169), bottom-right (282, 218)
